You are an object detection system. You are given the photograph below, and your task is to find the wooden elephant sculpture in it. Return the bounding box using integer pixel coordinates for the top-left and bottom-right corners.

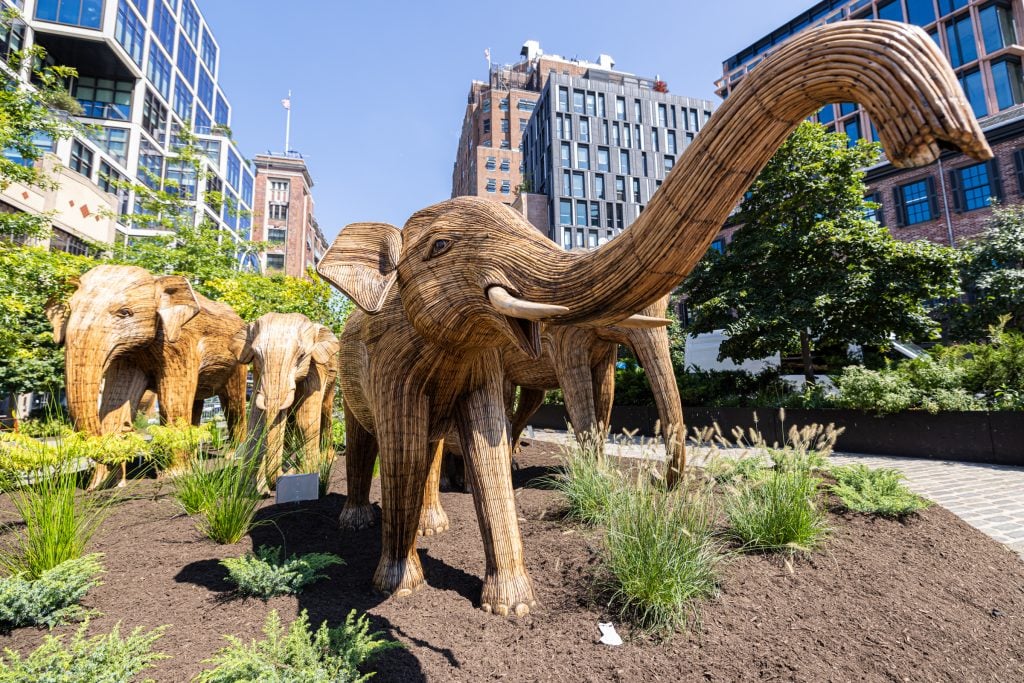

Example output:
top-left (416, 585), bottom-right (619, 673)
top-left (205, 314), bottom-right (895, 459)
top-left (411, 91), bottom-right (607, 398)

top-left (230, 312), bottom-right (340, 493)
top-left (48, 264), bottom-right (247, 486)
top-left (318, 21), bottom-right (990, 616)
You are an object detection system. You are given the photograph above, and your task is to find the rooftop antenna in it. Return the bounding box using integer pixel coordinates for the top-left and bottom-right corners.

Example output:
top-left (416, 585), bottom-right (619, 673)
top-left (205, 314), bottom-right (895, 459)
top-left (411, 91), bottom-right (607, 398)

top-left (281, 90), bottom-right (292, 154)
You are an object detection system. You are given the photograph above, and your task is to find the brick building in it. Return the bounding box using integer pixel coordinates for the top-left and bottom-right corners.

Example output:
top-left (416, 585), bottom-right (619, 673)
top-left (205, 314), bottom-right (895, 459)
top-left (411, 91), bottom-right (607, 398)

top-left (251, 153), bottom-right (327, 279)
top-left (716, 0), bottom-right (1024, 248)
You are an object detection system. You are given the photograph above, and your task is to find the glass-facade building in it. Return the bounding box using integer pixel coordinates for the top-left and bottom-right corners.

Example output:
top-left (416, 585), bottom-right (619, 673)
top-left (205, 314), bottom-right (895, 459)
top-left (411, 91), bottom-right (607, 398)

top-left (522, 71), bottom-right (714, 249)
top-left (2, 0), bottom-right (255, 259)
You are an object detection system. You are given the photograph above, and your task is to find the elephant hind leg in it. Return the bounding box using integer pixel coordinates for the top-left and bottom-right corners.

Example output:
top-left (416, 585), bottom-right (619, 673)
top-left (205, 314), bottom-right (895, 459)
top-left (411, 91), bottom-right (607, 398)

top-left (418, 440), bottom-right (450, 536)
top-left (339, 402), bottom-right (378, 531)
top-left (509, 387), bottom-right (545, 452)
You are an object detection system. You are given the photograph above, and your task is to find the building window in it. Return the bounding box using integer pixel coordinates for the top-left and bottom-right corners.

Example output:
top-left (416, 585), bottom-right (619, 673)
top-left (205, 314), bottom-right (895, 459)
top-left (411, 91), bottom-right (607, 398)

top-left (579, 118), bottom-right (590, 143)
top-left (0, 19), bottom-right (25, 62)
top-left (951, 160), bottom-right (1001, 211)
top-left (632, 177), bottom-right (640, 203)
top-left (164, 159), bottom-right (196, 198)
top-left (710, 239), bottom-right (725, 254)
top-left (204, 174), bottom-right (222, 210)
top-left (196, 68), bottom-right (214, 112)
top-left (268, 228), bottom-right (286, 243)
top-left (906, 0), bottom-right (936, 25)
top-left (658, 103), bottom-right (668, 127)
top-left (481, 99), bottom-right (491, 113)
top-left (69, 140), bottom-right (94, 178)
top-left (597, 93), bottom-right (606, 117)
top-left (578, 144), bottom-right (590, 170)
top-left (619, 151), bottom-right (630, 174)
top-left (980, 2), bottom-right (1016, 54)
top-left (559, 199), bottom-right (572, 225)
top-left (575, 201), bottom-right (587, 226)
top-left (597, 147), bottom-right (609, 172)
top-left (595, 175), bottom-right (605, 199)
top-left (35, 0), bottom-right (103, 29)
top-left (558, 87), bottom-right (568, 112)
top-left (88, 126), bottom-right (129, 164)
top-left (517, 99), bottom-right (536, 111)
top-left (74, 76), bottom-right (132, 121)
top-left (142, 90), bottom-right (167, 143)
top-left (572, 90), bottom-right (584, 114)
top-left (266, 254), bottom-right (285, 271)
top-left (615, 96), bottom-right (626, 121)
top-left (844, 119), bottom-right (861, 146)
top-left (500, 180), bottom-right (511, 194)
top-left (485, 178), bottom-right (496, 193)
top-left (651, 127), bottom-right (660, 152)
top-left (214, 92), bottom-right (229, 126)
top-left (201, 28), bottom-right (217, 69)
top-left (616, 203), bottom-right (624, 229)
top-left (241, 171), bottom-right (253, 206)
top-left (226, 152), bottom-right (240, 188)
top-left (664, 155), bottom-right (675, 173)
top-left (147, 45), bottom-right (172, 99)
top-left (894, 178), bottom-right (937, 226)
top-left (611, 123), bottom-right (621, 147)
top-left (589, 202), bottom-right (600, 228)
top-left (519, 117), bottom-right (529, 132)
top-left (946, 15), bottom-right (978, 68)
top-left (864, 192), bottom-right (886, 226)
top-left (268, 203), bottom-right (289, 221)
top-left (585, 93), bottom-right (596, 116)
top-left (173, 79), bottom-right (193, 121)
top-left (97, 161), bottom-right (125, 202)
top-left (500, 118), bottom-right (509, 133)
top-left (482, 118), bottom-right (491, 135)
top-left (877, 0), bottom-right (904, 21)
top-left (137, 139), bottom-right (163, 189)
top-left (615, 176), bottom-right (625, 201)
top-left (152, 1), bottom-right (175, 49)
top-left (623, 125), bottom-right (632, 149)
top-left (499, 158), bottom-right (510, 171)
top-left (562, 170), bottom-right (571, 196)
top-left (181, 0), bottom-right (200, 44)
top-left (269, 179), bottom-right (289, 203)
top-left (177, 36), bottom-right (197, 83)
top-left (958, 69), bottom-right (988, 118)
top-left (572, 172), bottom-right (585, 198)
top-left (666, 130), bottom-right (677, 155)
top-left (560, 142), bottom-right (571, 167)
top-left (991, 58), bottom-right (1024, 111)
top-left (115, 1), bottom-right (145, 65)
top-left (485, 156), bottom-right (496, 170)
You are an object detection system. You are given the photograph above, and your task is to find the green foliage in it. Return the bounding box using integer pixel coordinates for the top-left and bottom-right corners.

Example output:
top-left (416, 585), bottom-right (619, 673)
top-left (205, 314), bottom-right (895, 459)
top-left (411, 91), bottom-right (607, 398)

top-left (0, 554), bottom-right (102, 629)
top-left (15, 417), bottom-right (73, 439)
top-left (147, 420), bottom-right (213, 471)
top-left (537, 437), bottom-right (620, 526)
top-left (829, 464), bottom-right (930, 517)
top-left (681, 122), bottom-right (959, 380)
top-left (220, 546), bottom-right (344, 600)
top-left (677, 368), bottom-right (792, 408)
top-left (193, 461), bottom-right (263, 545)
top-left (833, 366), bottom-right (918, 414)
top-left (704, 453), bottom-right (768, 484)
top-left (0, 463), bottom-right (113, 579)
top-left (724, 467), bottom-right (829, 553)
top-left (205, 270), bottom-right (354, 336)
top-left (945, 204), bottom-right (1024, 340)
top-left (0, 621), bottom-right (167, 682)
top-left (194, 609), bottom-right (399, 683)
top-left (602, 479), bottom-right (721, 634)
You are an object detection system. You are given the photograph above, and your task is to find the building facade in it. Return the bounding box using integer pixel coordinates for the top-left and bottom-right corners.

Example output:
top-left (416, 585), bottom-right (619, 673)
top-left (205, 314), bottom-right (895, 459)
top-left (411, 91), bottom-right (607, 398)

top-left (717, 0), bottom-right (1024, 247)
top-left (521, 68), bottom-right (715, 248)
top-left (0, 0), bottom-right (255, 262)
top-left (251, 153), bottom-right (326, 279)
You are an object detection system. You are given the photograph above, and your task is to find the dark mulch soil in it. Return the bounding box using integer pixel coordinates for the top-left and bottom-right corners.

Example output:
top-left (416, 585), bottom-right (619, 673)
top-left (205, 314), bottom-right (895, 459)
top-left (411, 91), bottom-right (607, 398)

top-left (0, 441), bottom-right (1022, 682)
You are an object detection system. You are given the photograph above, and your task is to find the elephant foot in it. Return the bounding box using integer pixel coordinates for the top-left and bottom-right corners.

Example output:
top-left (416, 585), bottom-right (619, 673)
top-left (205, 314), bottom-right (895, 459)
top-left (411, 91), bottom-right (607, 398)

top-left (417, 502), bottom-right (450, 537)
top-left (480, 570), bottom-right (537, 617)
top-left (338, 503), bottom-right (377, 530)
top-left (85, 464), bottom-right (117, 491)
top-left (373, 554), bottom-right (425, 598)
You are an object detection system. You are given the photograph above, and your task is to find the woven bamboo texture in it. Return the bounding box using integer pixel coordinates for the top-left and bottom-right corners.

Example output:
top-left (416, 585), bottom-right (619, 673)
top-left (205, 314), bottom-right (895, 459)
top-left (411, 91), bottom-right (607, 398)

top-left (230, 312), bottom-right (340, 492)
top-left (55, 265), bottom-right (248, 485)
top-left (318, 21), bottom-right (990, 617)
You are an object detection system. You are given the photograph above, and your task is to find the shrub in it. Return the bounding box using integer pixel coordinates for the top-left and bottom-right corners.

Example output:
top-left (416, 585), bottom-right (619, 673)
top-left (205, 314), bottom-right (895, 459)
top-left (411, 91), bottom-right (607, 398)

top-left (704, 453), bottom-right (767, 484)
top-left (0, 463), bottom-right (112, 579)
top-left (148, 420), bottom-right (213, 472)
top-left (0, 554), bottom-right (102, 629)
top-left (172, 458), bottom-right (238, 516)
top-left (829, 464), bottom-right (930, 517)
top-left (537, 436), bottom-right (619, 526)
top-left (221, 546), bottom-right (344, 600)
top-left (15, 418), bottom-right (72, 439)
top-left (194, 609), bottom-right (398, 683)
top-left (725, 468), bottom-right (829, 553)
top-left (195, 461), bottom-right (263, 545)
top-left (602, 480), bottom-right (721, 634)
top-left (0, 621), bottom-right (167, 682)
top-left (833, 366), bottom-right (917, 414)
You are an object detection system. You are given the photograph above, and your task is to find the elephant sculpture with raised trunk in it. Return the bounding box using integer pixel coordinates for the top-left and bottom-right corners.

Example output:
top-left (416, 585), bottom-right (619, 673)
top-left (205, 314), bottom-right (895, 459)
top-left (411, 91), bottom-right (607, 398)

top-left (318, 22), bottom-right (992, 616)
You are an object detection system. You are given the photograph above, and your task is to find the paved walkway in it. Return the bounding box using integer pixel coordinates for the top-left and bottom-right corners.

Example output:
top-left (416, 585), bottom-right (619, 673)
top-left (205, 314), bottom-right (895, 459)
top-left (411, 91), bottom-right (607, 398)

top-left (525, 428), bottom-right (1024, 560)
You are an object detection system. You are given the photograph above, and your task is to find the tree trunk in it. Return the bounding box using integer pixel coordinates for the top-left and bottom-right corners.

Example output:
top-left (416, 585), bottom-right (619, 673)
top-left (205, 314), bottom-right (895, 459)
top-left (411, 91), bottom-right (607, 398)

top-left (800, 330), bottom-right (815, 385)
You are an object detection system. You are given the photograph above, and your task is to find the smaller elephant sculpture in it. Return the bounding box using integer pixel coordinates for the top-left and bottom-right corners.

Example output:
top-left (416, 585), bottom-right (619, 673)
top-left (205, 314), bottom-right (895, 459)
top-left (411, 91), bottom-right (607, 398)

top-left (230, 312), bottom-right (340, 492)
top-left (48, 265), bottom-right (248, 487)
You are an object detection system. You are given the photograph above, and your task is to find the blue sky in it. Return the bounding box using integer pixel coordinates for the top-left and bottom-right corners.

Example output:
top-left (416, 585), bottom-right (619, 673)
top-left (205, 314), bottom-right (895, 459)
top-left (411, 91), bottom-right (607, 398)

top-left (201, 0), bottom-right (813, 241)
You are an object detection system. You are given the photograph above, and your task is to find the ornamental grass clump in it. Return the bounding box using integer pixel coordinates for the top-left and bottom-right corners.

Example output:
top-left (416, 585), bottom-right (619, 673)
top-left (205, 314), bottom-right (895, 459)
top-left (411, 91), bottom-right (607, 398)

top-left (602, 478), bottom-right (722, 634)
top-left (829, 464), bottom-right (930, 518)
top-left (0, 554), bottom-right (102, 630)
top-left (220, 546), bottom-right (344, 600)
top-left (194, 609), bottom-right (399, 683)
top-left (195, 459), bottom-right (263, 545)
top-left (725, 467), bottom-right (829, 553)
top-left (537, 433), bottom-right (620, 527)
top-left (0, 621), bottom-right (167, 681)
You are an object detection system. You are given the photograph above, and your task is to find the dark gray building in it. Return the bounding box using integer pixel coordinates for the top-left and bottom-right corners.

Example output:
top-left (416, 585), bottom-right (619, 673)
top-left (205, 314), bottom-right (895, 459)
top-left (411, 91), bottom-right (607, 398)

top-left (521, 69), bottom-right (714, 249)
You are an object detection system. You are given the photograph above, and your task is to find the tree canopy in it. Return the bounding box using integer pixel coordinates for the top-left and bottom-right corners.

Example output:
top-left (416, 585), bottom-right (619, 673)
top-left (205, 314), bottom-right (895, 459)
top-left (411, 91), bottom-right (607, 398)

top-left (679, 122), bottom-right (960, 381)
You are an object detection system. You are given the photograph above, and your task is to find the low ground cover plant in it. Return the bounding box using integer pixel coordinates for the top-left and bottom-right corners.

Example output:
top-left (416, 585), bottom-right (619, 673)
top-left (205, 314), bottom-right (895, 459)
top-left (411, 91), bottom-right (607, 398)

top-left (0, 554), bottom-right (102, 629)
top-left (829, 464), bottom-right (930, 517)
top-left (194, 609), bottom-right (398, 682)
top-left (221, 546), bottom-right (344, 600)
top-left (0, 621), bottom-right (167, 682)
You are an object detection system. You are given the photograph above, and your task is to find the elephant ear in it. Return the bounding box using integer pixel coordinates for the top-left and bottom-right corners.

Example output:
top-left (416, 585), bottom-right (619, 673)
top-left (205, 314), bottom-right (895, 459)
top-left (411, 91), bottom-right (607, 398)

top-left (229, 325), bottom-right (256, 364)
top-left (316, 222), bottom-right (402, 314)
top-left (310, 324), bottom-right (340, 366)
top-left (154, 275), bottom-right (201, 343)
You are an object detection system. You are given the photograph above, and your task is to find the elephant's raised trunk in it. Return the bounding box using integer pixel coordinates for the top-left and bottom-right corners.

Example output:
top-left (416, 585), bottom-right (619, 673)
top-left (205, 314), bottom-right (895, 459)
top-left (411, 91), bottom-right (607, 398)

top-left (65, 351), bottom-right (104, 436)
top-left (527, 21), bottom-right (991, 324)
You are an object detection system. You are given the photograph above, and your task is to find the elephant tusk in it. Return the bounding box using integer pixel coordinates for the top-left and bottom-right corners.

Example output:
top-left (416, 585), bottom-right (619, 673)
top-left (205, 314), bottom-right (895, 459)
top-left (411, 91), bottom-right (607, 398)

top-left (487, 286), bottom-right (569, 321)
top-left (616, 314), bottom-right (672, 328)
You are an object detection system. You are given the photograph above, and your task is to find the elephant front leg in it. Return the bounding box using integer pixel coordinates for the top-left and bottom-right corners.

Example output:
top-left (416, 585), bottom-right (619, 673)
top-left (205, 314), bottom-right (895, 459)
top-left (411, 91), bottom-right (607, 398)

top-left (91, 360), bottom-right (148, 490)
top-left (457, 379), bottom-right (537, 617)
top-left (220, 364), bottom-right (248, 448)
top-left (373, 391), bottom-right (432, 597)
top-left (418, 441), bottom-right (450, 536)
top-left (339, 402), bottom-right (378, 530)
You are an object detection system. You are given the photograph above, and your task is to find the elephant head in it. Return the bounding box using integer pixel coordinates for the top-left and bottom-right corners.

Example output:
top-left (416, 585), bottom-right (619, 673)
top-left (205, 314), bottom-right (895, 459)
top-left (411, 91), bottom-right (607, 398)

top-left (55, 265), bottom-right (200, 435)
top-left (230, 312), bottom-right (339, 416)
top-left (320, 22), bottom-right (990, 345)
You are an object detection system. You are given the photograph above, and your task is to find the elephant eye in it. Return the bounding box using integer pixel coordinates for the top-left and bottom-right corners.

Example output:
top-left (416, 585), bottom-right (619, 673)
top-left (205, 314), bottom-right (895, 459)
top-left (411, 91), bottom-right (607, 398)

top-left (427, 238), bottom-right (453, 259)
top-left (115, 308), bottom-right (133, 318)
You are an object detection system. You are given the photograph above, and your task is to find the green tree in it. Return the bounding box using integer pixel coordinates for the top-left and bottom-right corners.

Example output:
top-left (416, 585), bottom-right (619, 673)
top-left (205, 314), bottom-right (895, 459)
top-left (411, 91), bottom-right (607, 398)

top-left (0, 8), bottom-right (83, 239)
top-left (205, 268), bottom-right (354, 334)
top-left (946, 204), bottom-right (1024, 339)
top-left (680, 122), bottom-right (960, 382)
